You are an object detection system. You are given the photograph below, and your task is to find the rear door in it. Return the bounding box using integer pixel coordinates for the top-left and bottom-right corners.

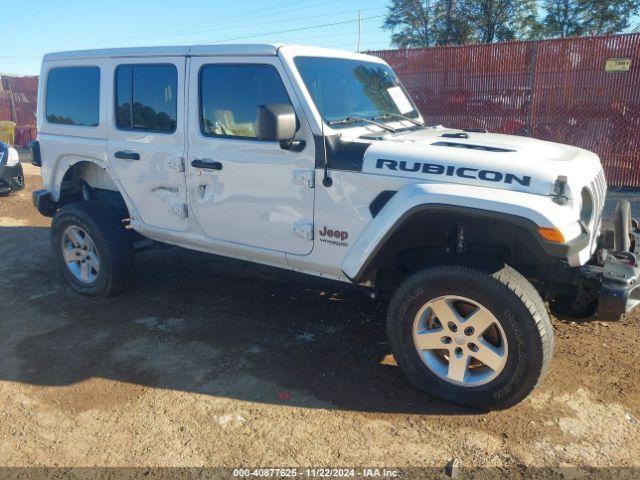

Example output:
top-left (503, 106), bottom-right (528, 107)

top-left (106, 58), bottom-right (188, 231)
top-left (186, 56), bottom-right (316, 254)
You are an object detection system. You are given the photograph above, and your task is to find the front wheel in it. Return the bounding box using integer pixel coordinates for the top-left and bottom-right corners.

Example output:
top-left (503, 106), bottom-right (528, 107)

top-left (387, 264), bottom-right (553, 410)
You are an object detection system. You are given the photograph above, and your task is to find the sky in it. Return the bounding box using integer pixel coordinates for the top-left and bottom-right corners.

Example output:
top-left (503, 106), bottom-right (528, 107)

top-left (0, 0), bottom-right (393, 76)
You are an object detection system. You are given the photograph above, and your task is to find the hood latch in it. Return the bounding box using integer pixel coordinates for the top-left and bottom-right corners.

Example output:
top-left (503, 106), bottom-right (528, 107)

top-left (552, 175), bottom-right (569, 205)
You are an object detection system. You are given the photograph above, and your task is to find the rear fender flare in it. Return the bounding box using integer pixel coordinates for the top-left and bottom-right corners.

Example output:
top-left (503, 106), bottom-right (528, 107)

top-left (48, 156), bottom-right (137, 218)
top-left (49, 155), bottom-right (109, 201)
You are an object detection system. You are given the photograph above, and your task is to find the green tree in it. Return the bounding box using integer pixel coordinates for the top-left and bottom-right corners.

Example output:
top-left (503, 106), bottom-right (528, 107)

top-left (433, 0), bottom-right (476, 44)
top-left (383, 0), bottom-right (438, 47)
top-left (580, 0), bottom-right (639, 35)
top-left (437, 0), bottom-right (456, 44)
top-left (542, 0), bottom-right (640, 37)
top-left (383, 0), bottom-right (541, 47)
top-left (542, 0), bottom-right (584, 37)
top-left (464, 0), bottom-right (540, 42)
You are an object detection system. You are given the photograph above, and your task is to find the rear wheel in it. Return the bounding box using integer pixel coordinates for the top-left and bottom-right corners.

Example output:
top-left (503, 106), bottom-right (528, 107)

top-left (51, 201), bottom-right (134, 297)
top-left (387, 264), bottom-right (553, 410)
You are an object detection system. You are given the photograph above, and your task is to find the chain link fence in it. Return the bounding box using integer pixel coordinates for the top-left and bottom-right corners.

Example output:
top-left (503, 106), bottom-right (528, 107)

top-left (371, 33), bottom-right (640, 188)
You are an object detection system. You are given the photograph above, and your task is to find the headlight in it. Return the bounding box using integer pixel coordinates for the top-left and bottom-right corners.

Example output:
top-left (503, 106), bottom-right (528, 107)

top-left (0, 142), bottom-right (7, 168)
top-left (580, 187), bottom-right (594, 225)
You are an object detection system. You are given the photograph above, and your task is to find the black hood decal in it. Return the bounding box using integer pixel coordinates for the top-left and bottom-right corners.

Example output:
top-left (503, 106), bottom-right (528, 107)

top-left (314, 135), bottom-right (370, 172)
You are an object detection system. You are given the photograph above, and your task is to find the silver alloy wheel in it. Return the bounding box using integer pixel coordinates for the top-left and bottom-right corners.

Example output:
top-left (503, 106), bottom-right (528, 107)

top-left (61, 225), bottom-right (100, 284)
top-left (412, 295), bottom-right (508, 387)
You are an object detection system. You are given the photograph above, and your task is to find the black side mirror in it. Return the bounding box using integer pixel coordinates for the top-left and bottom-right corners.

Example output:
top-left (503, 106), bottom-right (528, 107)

top-left (256, 104), bottom-right (296, 142)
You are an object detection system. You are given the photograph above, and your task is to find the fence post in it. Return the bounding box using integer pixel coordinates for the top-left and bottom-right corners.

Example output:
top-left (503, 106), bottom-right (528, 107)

top-left (524, 42), bottom-right (538, 137)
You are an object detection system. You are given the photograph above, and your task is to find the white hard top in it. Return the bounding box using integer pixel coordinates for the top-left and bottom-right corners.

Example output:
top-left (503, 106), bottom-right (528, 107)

top-left (44, 43), bottom-right (284, 62)
top-left (42, 43), bottom-right (384, 64)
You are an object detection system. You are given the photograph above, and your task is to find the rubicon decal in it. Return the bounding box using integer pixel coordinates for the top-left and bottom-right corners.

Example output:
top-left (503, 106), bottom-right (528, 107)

top-left (319, 226), bottom-right (349, 247)
top-left (375, 158), bottom-right (532, 187)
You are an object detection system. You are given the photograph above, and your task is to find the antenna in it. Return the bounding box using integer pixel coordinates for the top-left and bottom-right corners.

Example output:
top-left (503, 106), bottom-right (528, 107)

top-left (321, 118), bottom-right (332, 187)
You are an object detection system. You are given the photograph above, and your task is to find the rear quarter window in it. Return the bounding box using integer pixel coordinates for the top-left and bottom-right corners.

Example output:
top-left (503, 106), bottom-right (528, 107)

top-left (45, 67), bottom-right (100, 127)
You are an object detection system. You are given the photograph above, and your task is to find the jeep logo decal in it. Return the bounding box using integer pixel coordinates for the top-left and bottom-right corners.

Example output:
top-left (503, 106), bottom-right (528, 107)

top-left (319, 226), bottom-right (348, 241)
top-left (375, 158), bottom-right (532, 187)
top-left (319, 226), bottom-right (349, 247)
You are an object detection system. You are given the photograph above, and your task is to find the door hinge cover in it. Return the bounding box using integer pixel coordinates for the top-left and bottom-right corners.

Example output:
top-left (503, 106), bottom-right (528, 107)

top-left (173, 203), bottom-right (188, 219)
top-left (168, 157), bottom-right (186, 173)
top-left (292, 169), bottom-right (315, 188)
top-left (293, 220), bottom-right (314, 241)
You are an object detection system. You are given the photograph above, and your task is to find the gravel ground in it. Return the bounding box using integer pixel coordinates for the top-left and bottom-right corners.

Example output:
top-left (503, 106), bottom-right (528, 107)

top-left (1, 161), bottom-right (639, 479)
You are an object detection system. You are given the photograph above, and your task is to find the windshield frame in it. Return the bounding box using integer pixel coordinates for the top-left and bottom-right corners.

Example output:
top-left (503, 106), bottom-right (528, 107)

top-left (292, 55), bottom-right (422, 130)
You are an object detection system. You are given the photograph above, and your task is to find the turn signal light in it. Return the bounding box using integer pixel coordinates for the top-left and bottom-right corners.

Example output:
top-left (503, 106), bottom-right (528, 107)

top-left (538, 227), bottom-right (565, 243)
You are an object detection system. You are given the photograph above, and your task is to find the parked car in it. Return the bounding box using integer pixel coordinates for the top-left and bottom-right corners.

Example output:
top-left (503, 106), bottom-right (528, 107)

top-left (31, 44), bottom-right (640, 410)
top-left (0, 141), bottom-right (24, 195)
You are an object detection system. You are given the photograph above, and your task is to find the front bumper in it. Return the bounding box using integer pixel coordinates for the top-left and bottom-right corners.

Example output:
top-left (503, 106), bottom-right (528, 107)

top-left (32, 189), bottom-right (58, 217)
top-left (592, 252), bottom-right (640, 321)
top-left (0, 163), bottom-right (24, 195)
top-left (581, 202), bottom-right (640, 321)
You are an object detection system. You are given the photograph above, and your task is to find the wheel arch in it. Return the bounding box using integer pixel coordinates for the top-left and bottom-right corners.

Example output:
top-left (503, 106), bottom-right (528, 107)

top-left (49, 155), bottom-right (109, 201)
top-left (342, 183), bottom-right (578, 285)
top-left (51, 158), bottom-right (132, 219)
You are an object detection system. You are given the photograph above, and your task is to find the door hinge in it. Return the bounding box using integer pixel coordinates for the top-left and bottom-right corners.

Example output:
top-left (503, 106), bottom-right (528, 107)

top-left (293, 220), bottom-right (314, 241)
top-left (172, 203), bottom-right (188, 219)
top-left (292, 169), bottom-right (315, 188)
top-left (168, 157), bottom-right (186, 173)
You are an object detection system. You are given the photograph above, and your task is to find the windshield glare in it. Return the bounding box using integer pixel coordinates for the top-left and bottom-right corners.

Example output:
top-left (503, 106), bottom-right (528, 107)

top-left (294, 56), bottom-right (419, 127)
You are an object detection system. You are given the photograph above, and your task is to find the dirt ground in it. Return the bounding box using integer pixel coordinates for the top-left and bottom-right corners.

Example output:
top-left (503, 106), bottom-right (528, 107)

top-left (1, 163), bottom-right (639, 478)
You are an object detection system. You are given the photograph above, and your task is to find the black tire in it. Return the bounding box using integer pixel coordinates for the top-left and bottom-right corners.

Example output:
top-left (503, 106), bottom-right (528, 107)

top-left (51, 201), bottom-right (134, 297)
top-left (387, 264), bottom-right (554, 410)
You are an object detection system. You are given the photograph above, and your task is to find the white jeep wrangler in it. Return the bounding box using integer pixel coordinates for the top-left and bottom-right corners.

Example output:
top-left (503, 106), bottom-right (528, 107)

top-left (32, 44), bottom-right (640, 410)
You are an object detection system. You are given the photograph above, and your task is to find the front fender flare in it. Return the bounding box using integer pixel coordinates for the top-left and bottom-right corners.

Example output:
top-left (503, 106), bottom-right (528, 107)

top-left (341, 182), bottom-right (587, 282)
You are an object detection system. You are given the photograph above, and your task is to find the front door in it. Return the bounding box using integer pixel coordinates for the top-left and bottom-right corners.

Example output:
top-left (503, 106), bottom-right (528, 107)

top-left (186, 57), bottom-right (316, 254)
top-left (107, 58), bottom-right (188, 231)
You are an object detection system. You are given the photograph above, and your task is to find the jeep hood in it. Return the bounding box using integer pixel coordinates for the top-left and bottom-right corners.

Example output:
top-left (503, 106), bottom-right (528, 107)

top-left (359, 126), bottom-right (604, 199)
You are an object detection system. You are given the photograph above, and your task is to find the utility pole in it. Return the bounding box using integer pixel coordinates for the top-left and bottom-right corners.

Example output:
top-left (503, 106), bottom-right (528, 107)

top-left (357, 9), bottom-right (362, 53)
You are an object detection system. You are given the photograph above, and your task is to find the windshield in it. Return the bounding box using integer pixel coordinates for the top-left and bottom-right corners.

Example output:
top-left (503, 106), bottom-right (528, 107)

top-left (294, 56), bottom-right (420, 127)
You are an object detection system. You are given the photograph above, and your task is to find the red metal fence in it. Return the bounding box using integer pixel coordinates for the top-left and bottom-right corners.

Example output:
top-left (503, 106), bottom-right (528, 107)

top-left (371, 33), bottom-right (640, 187)
top-left (0, 75), bottom-right (38, 147)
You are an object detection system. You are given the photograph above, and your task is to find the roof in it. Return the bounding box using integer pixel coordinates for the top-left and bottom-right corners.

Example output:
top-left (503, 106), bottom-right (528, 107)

top-left (44, 43), bottom-right (284, 62)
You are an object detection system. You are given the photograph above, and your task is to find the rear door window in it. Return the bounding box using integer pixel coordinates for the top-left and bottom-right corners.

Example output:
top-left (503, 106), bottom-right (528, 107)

top-left (46, 67), bottom-right (100, 127)
top-left (115, 64), bottom-right (177, 133)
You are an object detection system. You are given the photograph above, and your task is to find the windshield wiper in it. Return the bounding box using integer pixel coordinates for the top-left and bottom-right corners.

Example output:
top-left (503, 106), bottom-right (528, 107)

top-left (373, 112), bottom-right (424, 127)
top-left (327, 116), bottom-right (397, 133)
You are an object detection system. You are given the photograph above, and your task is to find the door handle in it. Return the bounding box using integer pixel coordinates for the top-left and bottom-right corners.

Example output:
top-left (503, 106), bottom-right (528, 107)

top-left (191, 159), bottom-right (223, 170)
top-left (114, 150), bottom-right (140, 161)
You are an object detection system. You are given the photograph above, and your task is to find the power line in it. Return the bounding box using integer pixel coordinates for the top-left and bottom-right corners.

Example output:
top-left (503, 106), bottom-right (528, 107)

top-left (93, 0), bottom-right (352, 44)
top-left (0, 10), bottom-right (390, 66)
top-left (115, 6), bottom-right (385, 45)
top-left (279, 29), bottom-right (381, 44)
top-left (205, 14), bottom-right (385, 44)
top-left (0, 23), bottom-right (387, 62)
top-left (20, 0), bottom-right (344, 51)
top-left (70, 0), bottom-right (330, 44)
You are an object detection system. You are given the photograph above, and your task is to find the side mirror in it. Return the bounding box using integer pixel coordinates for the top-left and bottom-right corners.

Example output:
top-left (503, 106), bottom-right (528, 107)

top-left (256, 104), bottom-right (296, 142)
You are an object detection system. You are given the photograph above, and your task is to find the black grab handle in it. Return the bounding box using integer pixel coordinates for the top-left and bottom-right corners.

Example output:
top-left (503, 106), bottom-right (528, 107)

top-left (114, 150), bottom-right (140, 161)
top-left (191, 159), bottom-right (223, 170)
